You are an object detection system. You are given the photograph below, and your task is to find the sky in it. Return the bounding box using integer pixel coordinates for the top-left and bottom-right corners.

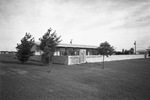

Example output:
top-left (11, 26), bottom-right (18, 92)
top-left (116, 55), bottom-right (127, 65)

top-left (0, 0), bottom-right (150, 51)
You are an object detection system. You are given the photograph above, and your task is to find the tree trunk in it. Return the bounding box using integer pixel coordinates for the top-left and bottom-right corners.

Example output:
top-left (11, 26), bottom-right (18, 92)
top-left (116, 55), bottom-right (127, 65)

top-left (102, 55), bottom-right (104, 69)
top-left (48, 61), bottom-right (52, 73)
top-left (47, 55), bottom-right (52, 73)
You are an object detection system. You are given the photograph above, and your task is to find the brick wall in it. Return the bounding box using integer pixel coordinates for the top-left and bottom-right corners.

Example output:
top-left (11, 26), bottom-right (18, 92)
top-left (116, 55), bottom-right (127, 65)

top-left (30, 55), bottom-right (69, 65)
top-left (86, 55), bottom-right (103, 63)
top-left (68, 56), bottom-right (80, 65)
top-left (30, 54), bottom-right (145, 65)
top-left (30, 55), bottom-right (41, 61)
top-left (53, 56), bottom-right (68, 65)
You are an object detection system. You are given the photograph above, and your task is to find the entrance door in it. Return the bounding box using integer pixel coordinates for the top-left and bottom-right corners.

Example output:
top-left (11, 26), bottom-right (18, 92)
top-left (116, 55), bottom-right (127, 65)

top-left (79, 49), bottom-right (86, 63)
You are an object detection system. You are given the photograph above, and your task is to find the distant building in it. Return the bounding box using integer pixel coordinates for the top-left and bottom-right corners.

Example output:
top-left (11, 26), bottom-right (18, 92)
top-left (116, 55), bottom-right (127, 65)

top-left (136, 47), bottom-right (150, 55)
top-left (0, 51), bottom-right (16, 54)
top-left (136, 50), bottom-right (147, 54)
top-left (0, 51), bottom-right (9, 54)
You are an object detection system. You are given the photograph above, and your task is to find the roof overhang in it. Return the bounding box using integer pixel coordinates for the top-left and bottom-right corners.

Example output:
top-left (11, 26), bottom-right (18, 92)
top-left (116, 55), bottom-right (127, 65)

top-left (35, 42), bottom-right (98, 49)
top-left (57, 43), bottom-right (98, 49)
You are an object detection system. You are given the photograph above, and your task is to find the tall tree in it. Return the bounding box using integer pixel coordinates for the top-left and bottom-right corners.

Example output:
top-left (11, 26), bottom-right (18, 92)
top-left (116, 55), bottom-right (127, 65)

top-left (39, 28), bottom-right (61, 72)
top-left (16, 33), bottom-right (35, 63)
top-left (129, 48), bottom-right (134, 54)
top-left (97, 41), bottom-right (114, 69)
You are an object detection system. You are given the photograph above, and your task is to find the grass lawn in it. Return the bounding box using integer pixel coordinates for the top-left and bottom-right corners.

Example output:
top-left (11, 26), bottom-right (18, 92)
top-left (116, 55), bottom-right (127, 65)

top-left (0, 54), bottom-right (150, 100)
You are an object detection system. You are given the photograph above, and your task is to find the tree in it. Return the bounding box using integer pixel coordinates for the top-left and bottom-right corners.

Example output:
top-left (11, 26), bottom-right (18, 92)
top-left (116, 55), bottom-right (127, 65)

top-left (39, 28), bottom-right (61, 72)
top-left (16, 33), bottom-right (35, 63)
top-left (129, 48), bottom-right (134, 54)
top-left (124, 50), bottom-right (130, 54)
top-left (97, 41), bottom-right (114, 69)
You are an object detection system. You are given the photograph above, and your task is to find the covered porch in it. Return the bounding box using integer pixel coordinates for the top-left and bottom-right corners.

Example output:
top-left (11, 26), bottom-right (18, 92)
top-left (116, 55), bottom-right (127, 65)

top-left (54, 43), bottom-right (98, 56)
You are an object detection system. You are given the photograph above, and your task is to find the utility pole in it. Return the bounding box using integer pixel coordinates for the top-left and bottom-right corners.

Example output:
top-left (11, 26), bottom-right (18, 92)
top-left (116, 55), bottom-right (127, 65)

top-left (70, 39), bottom-right (73, 44)
top-left (134, 41), bottom-right (136, 54)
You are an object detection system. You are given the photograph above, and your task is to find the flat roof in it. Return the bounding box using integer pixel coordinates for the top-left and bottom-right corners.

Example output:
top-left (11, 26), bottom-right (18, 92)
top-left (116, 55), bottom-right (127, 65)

top-left (35, 42), bottom-right (98, 49)
top-left (57, 43), bottom-right (98, 49)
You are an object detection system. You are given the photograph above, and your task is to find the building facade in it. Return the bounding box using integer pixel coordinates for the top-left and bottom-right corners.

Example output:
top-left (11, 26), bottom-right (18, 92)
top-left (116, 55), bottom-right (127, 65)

top-left (32, 43), bottom-right (99, 56)
top-left (31, 43), bottom-right (99, 64)
top-left (31, 43), bottom-right (146, 65)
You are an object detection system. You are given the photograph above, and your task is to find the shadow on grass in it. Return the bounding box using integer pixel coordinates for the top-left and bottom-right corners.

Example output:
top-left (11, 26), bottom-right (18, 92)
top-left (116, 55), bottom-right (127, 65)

top-left (0, 60), bottom-right (44, 66)
top-left (0, 54), bottom-right (45, 66)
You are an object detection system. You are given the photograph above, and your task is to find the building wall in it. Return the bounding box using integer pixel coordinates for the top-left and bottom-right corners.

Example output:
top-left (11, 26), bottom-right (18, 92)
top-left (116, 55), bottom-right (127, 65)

top-left (35, 51), bottom-right (43, 55)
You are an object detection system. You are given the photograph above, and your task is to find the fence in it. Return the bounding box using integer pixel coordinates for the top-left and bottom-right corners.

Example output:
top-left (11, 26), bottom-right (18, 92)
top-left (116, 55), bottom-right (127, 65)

top-left (86, 55), bottom-right (145, 63)
top-left (30, 54), bottom-right (145, 65)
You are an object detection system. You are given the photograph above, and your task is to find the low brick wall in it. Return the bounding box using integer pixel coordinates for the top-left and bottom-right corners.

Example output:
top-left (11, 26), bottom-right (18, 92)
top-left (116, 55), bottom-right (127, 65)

top-left (30, 54), bottom-right (145, 65)
top-left (53, 56), bottom-right (68, 65)
top-left (30, 55), bottom-right (69, 65)
top-left (86, 55), bottom-right (103, 63)
top-left (105, 55), bottom-right (144, 61)
top-left (30, 55), bottom-right (41, 61)
top-left (68, 56), bottom-right (80, 65)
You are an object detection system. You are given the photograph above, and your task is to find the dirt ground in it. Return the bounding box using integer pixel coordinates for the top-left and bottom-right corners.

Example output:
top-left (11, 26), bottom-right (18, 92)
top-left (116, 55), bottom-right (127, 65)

top-left (0, 54), bottom-right (150, 100)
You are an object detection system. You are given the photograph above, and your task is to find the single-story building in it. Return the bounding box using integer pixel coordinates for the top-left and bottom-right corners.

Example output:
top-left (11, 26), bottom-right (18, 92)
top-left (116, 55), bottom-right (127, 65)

top-left (0, 51), bottom-right (9, 54)
top-left (31, 43), bottom-right (99, 64)
top-left (136, 50), bottom-right (147, 54)
top-left (31, 43), bottom-right (145, 65)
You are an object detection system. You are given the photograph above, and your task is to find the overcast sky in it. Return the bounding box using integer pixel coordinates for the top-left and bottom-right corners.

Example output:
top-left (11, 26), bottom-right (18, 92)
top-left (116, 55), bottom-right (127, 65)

top-left (0, 0), bottom-right (150, 51)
